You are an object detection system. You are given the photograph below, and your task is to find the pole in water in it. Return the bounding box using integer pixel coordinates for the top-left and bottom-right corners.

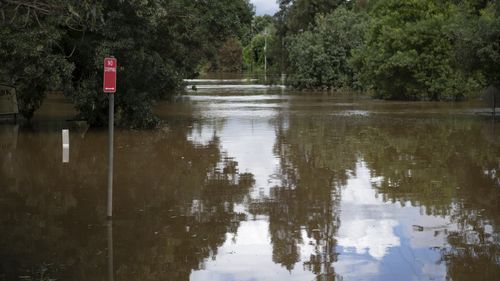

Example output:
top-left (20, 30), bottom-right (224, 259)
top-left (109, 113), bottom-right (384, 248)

top-left (107, 219), bottom-right (114, 281)
top-left (107, 93), bottom-right (114, 218)
top-left (264, 27), bottom-right (268, 83)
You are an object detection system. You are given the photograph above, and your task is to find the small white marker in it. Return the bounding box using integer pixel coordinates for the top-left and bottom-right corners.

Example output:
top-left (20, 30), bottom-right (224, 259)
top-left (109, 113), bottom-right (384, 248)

top-left (62, 129), bottom-right (69, 163)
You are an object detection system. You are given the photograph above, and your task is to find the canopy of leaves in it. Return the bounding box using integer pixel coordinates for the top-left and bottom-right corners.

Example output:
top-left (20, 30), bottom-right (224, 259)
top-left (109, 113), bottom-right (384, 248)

top-left (275, 0), bottom-right (499, 100)
top-left (351, 0), bottom-right (485, 100)
top-left (287, 7), bottom-right (368, 89)
top-left (0, 0), bottom-right (254, 127)
top-left (214, 38), bottom-right (244, 73)
top-left (243, 24), bottom-right (282, 74)
top-left (275, 0), bottom-right (351, 36)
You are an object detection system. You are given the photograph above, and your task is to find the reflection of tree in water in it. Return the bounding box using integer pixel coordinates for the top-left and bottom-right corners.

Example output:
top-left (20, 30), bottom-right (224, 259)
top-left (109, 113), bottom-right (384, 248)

top-left (0, 121), bottom-right (254, 281)
top-left (1, 108), bottom-right (499, 280)
top-left (260, 113), bottom-right (499, 280)
top-left (248, 115), bottom-right (357, 280)
top-left (352, 117), bottom-right (500, 280)
top-left (441, 208), bottom-right (500, 281)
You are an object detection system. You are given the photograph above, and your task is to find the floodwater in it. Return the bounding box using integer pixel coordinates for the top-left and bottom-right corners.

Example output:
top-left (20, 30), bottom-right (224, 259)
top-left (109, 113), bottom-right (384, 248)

top-left (1, 80), bottom-right (499, 281)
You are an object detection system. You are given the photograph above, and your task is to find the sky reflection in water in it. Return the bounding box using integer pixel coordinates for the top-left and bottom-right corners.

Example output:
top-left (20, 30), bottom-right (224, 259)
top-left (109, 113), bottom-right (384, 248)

top-left (184, 93), bottom-right (499, 280)
top-left (1, 89), bottom-right (499, 281)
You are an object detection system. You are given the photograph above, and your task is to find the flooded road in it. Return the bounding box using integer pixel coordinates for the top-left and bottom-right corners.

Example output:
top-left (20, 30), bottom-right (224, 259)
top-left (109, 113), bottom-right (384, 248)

top-left (1, 83), bottom-right (499, 280)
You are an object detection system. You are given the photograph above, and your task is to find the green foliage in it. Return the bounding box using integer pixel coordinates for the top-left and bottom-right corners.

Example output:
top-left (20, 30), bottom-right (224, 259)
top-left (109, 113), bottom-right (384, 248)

top-left (276, 0), bottom-right (499, 100)
top-left (0, 0), bottom-right (253, 127)
top-left (67, 0), bottom-right (253, 128)
top-left (66, 0), bottom-right (187, 128)
top-left (215, 38), bottom-right (244, 72)
top-left (242, 24), bottom-right (281, 73)
top-left (273, 1), bottom-right (353, 76)
top-left (449, 2), bottom-right (500, 88)
top-left (287, 7), bottom-right (368, 89)
top-left (0, 1), bottom-right (75, 119)
top-left (477, 5), bottom-right (500, 87)
top-left (275, 0), bottom-right (351, 35)
top-left (243, 32), bottom-right (266, 71)
top-left (351, 0), bottom-right (484, 100)
top-left (241, 15), bottom-right (274, 46)
top-left (252, 15), bottom-right (274, 34)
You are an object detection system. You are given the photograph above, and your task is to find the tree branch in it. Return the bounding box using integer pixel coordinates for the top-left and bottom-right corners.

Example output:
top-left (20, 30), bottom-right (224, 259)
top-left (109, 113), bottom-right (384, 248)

top-left (9, 4), bottom-right (20, 24)
top-left (24, 6), bottom-right (30, 26)
top-left (5, 0), bottom-right (56, 15)
top-left (33, 9), bottom-right (42, 27)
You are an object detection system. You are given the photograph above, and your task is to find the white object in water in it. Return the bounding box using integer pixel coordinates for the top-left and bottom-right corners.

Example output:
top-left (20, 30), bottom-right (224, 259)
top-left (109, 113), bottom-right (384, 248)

top-left (62, 129), bottom-right (69, 163)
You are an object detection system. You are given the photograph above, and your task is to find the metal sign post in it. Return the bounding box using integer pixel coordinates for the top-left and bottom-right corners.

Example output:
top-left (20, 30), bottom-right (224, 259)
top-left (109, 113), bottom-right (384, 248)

top-left (264, 27), bottom-right (268, 83)
top-left (104, 57), bottom-right (117, 219)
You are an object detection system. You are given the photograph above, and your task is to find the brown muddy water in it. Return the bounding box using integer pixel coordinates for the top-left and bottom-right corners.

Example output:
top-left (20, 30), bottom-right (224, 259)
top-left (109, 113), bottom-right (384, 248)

top-left (1, 83), bottom-right (499, 281)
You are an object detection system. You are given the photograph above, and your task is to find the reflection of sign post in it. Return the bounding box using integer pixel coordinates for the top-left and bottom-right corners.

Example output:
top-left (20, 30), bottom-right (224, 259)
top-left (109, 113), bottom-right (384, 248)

top-left (0, 85), bottom-right (18, 119)
top-left (103, 57), bottom-right (117, 219)
top-left (0, 125), bottom-right (19, 186)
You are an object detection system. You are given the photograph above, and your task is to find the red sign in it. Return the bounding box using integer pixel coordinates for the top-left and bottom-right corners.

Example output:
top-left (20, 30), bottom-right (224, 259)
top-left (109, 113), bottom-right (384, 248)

top-left (103, 57), bottom-right (117, 93)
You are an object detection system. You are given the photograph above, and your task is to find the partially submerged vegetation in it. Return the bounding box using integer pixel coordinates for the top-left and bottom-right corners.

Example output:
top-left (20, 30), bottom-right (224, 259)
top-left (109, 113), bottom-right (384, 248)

top-left (0, 0), bottom-right (253, 127)
top-left (252, 0), bottom-right (500, 101)
top-left (1, 0), bottom-right (499, 128)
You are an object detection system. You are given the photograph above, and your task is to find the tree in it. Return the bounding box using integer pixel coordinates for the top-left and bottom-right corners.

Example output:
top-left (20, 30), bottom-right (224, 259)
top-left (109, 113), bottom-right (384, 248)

top-left (350, 0), bottom-right (484, 100)
top-left (449, 1), bottom-right (500, 89)
top-left (278, 0), bottom-right (497, 99)
top-left (242, 15), bottom-right (287, 74)
top-left (243, 24), bottom-right (280, 73)
top-left (0, 0), bottom-right (254, 127)
top-left (215, 38), bottom-right (244, 72)
top-left (0, 1), bottom-right (80, 119)
top-left (476, 3), bottom-right (500, 88)
top-left (252, 15), bottom-right (274, 34)
top-left (275, 0), bottom-right (351, 35)
top-left (287, 7), bottom-right (368, 89)
top-left (66, 0), bottom-right (254, 128)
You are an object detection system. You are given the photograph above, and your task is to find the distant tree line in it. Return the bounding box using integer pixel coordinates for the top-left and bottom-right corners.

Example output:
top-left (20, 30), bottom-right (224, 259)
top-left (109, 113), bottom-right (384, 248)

top-left (247, 0), bottom-right (500, 101)
top-left (0, 0), bottom-right (253, 127)
top-left (3, 0), bottom-right (499, 127)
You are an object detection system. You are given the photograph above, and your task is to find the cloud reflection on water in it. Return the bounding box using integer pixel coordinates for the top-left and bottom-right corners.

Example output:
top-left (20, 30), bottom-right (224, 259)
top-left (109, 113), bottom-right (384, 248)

top-left (335, 161), bottom-right (451, 280)
top-left (337, 162), bottom-right (400, 260)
